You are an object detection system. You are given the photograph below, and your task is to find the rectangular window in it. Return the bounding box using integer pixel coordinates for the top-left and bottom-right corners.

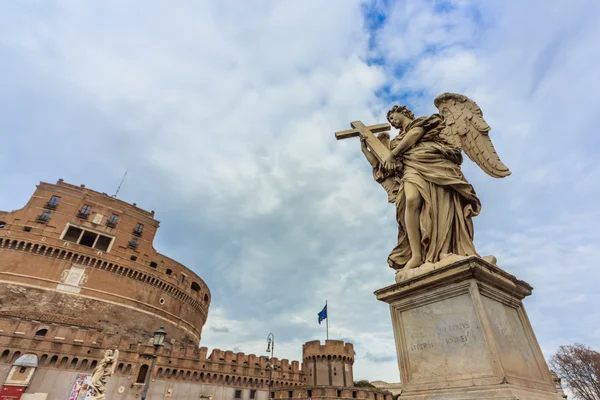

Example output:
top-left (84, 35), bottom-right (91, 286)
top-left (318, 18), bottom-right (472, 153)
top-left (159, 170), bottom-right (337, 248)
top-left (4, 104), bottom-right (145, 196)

top-left (250, 390), bottom-right (256, 399)
top-left (235, 390), bottom-right (242, 399)
top-left (307, 391), bottom-right (312, 398)
top-left (106, 214), bottom-right (119, 228)
top-left (48, 195), bottom-right (61, 207)
top-left (133, 223), bottom-right (144, 235)
top-left (337, 390), bottom-right (341, 398)
top-left (95, 235), bottom-right (112, 252)
top-left (181, 273), bottom-right (186, 283)
top-left (79, 230), bottom-right (98, 248)
top-left (77, 204), bottom-right (92, 219)
top-left (353, 392), bottom-right (357, 399)
top-left (289, 391), bottom-right (293, 399)
top-left (80, 204), bottom-right (91, 215)
top-left (38, 210), bottom-right (51, 222)
top-left (128, 237), bottom-right (139, 248)
top-left (64, 226), bottom-right (83, 242)
top-left (62, 225), bottom-right (114, 252)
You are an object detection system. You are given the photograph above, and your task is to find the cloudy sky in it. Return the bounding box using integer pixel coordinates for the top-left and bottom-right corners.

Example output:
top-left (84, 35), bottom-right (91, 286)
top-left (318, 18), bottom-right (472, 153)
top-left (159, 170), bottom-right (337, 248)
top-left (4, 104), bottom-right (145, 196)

top-left (1, 0), bottom-right (600, 383)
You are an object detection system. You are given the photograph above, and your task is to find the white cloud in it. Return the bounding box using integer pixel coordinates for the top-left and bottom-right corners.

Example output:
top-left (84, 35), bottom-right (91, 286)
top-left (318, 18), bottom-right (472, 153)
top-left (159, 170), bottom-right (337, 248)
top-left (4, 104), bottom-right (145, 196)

top-left (0, 0), bottom-right (599, 385)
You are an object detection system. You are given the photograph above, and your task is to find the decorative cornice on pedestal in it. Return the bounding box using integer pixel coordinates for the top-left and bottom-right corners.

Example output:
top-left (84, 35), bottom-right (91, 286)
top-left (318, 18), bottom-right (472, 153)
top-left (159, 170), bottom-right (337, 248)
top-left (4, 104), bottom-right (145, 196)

top-left (374, 256), bottom-right (533, 303)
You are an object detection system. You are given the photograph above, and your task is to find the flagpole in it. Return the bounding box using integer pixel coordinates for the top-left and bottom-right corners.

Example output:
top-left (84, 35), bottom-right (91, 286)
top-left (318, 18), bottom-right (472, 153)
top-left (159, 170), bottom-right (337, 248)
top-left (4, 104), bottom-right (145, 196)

top-left (326, 300), bottom-right (329, 340)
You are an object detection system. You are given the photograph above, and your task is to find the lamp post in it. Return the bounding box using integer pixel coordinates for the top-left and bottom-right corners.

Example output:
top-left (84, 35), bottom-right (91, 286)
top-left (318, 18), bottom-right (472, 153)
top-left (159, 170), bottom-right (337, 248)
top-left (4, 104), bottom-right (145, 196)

top-left (141, 327), bottom-right (167, 400)
top-left (266, 333), bottom-right (279, 399)
top-left (266, 333), bottom-right (274, 361)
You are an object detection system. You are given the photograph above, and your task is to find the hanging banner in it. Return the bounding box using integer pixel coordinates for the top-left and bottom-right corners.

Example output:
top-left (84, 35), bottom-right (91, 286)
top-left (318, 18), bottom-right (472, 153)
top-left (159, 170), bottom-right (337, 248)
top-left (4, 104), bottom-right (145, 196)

top-left (68, 375), bottom-right (93, 400)
top-left (0, 385), bottom-right (25, 400)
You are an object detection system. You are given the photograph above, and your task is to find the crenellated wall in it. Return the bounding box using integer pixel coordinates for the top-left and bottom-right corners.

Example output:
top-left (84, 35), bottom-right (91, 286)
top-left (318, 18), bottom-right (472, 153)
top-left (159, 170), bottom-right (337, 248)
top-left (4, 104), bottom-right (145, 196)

top-left (0, 317), bottom-right (304, 393)
top-left (271, 387), bottom-right (393, 400)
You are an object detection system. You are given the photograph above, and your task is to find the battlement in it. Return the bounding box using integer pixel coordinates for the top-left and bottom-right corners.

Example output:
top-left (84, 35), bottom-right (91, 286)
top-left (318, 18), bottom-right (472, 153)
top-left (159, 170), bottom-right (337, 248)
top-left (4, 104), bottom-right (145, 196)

top-left (271, 386), bottom-right (393, 400)
top-left (302, 340), bottom-right (354, 362)
top-left (0, 316), bottom-right (303, 389)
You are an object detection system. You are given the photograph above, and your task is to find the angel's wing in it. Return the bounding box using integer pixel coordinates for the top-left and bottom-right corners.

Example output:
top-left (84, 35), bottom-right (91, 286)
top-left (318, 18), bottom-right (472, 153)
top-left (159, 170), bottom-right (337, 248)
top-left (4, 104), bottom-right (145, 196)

top-left (434, 93), bottom-right (511, 178)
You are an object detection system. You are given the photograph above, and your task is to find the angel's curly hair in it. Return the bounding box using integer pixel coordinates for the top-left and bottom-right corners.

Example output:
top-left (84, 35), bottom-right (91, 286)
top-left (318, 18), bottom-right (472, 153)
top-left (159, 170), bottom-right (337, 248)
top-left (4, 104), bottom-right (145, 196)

top-left (387, 105), bottom-right (415, 128)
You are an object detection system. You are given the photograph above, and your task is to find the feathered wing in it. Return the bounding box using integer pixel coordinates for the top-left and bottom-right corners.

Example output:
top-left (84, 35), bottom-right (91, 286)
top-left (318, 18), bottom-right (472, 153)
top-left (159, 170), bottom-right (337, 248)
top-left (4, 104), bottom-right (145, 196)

top-left (434, 92), bottom-right (511, 178)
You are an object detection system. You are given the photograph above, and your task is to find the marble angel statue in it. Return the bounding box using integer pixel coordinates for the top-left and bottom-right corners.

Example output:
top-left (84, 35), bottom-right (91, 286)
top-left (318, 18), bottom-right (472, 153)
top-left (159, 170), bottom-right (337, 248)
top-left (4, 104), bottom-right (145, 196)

top-left (358, 93), bottom-right (510, 273)
top-left (89, 349), bottom-right (119, 400)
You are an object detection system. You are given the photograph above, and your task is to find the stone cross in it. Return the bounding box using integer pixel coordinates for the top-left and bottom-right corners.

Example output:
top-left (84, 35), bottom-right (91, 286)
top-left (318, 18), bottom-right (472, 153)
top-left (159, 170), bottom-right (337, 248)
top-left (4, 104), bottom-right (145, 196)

top-left (335, 121), bottom-right (391, 163)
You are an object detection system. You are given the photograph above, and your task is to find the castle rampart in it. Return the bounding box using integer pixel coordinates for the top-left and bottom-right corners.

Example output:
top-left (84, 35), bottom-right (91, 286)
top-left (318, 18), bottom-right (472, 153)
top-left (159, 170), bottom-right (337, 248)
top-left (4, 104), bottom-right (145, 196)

top-left (302, 340), bottom-right (354, 387)
top-left (0, 317), bottom-right (304, 393)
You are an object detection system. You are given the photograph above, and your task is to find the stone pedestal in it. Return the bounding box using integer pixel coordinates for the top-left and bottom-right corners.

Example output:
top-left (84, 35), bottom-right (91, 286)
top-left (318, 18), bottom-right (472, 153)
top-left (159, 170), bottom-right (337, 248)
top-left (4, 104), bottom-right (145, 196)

top-left (375, 256), bottom-right (563, 400)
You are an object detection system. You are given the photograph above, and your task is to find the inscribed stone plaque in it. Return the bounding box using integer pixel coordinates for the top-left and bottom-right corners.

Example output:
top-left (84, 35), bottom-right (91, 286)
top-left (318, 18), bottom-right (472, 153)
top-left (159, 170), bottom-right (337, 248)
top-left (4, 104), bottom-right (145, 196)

top-left (400, 293), bottom-right (493, 383)
top-left (57, 265), bottom-right (86, 294)
top-left (481, 296), bottom-right (544, 382)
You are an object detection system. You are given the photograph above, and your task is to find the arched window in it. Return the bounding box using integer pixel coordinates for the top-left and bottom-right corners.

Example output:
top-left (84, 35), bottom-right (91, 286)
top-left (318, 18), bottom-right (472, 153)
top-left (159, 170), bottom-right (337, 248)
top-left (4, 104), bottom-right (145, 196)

top-left (0, 350), bottom-right (9, 362)
top-left (191, 282), bottom-right (201, 293)
top-left (166, 268), bottom-right (173, 275)
top-left (10, 352), bottom-right (21, 363)
top-left (136, 365), bottom-right (149, 384)
top-left (0, 221), bottom-right (6, 229)
top-left (150, 262), bottom-right (157, 268)
top-left (204, 294), bottom-right (209, 302)
top-left (35, 328), bottom-right (48, 337)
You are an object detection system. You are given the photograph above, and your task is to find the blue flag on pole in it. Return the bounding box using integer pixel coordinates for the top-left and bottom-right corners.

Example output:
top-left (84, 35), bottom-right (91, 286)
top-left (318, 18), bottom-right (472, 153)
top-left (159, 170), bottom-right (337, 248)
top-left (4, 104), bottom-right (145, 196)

top-left (318, 304), bottom-right (327, 325)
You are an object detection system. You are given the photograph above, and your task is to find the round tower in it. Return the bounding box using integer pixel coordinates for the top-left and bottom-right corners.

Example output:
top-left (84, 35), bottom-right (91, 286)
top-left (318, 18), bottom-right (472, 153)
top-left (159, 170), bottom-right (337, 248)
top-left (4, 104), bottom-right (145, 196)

top-left (302, 340), bottom-right (354, 387)
top-left (0, 180), bottom-right (211, 345)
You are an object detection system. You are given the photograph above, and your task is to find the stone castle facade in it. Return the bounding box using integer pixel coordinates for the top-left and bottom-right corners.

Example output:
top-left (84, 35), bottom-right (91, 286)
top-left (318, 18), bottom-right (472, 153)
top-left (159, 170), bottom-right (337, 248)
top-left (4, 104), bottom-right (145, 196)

top-left (0, 180), bottom-right (393, 400)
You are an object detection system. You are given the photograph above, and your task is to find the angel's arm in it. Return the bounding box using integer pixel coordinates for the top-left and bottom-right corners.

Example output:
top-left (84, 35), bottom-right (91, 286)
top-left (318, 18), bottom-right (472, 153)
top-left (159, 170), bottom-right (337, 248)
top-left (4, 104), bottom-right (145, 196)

top-left (361, 138), bottom-right (379, 168)
top-left (389, 127), bottom-right (424, 157)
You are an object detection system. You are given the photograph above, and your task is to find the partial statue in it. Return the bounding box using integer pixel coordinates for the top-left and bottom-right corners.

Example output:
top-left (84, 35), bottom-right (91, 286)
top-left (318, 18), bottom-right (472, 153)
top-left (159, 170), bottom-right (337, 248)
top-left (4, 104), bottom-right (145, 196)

top-left (335, 93), bottom-right (510, 274)
top-left (90, 349), bottom-right (119, 400)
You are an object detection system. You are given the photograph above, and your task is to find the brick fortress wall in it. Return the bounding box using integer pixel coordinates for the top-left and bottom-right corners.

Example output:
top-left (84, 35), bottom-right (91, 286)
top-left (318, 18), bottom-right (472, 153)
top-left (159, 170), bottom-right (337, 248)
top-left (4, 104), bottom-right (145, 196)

top-left (0, 317), bottom-right (303, 398)
top-left (0, 180), bottom-right (210, 344)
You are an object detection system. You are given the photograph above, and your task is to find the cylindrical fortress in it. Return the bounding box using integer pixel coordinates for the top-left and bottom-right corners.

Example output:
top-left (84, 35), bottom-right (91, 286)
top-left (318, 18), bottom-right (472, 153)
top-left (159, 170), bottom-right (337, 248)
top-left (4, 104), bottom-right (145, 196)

top-left (0, 180), bottom-right (210, 345)
top-left (302, 340), bottom-right (354, 387)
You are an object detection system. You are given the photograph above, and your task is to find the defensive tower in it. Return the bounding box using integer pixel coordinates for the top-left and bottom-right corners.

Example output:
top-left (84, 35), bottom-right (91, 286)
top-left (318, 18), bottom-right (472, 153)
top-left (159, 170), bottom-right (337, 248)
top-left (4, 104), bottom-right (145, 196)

top-left (302, 340), bottom-right (354, 387)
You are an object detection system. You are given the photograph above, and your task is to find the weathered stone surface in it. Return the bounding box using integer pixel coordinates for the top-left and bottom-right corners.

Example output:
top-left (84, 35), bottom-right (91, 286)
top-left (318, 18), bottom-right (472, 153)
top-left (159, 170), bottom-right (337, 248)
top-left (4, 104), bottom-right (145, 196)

top-left (375, 256), bottom-right (563, 400)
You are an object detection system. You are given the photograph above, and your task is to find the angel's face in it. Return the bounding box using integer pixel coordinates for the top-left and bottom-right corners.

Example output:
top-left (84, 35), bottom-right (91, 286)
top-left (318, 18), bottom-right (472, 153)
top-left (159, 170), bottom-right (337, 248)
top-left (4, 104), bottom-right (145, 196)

top-left (388, 112), bottom-right (406, 130)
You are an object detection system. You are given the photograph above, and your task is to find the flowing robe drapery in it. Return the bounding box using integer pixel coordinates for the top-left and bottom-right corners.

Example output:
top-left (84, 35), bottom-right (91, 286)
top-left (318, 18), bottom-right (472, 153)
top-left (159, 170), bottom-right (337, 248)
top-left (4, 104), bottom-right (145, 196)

top-left (372, 114), bottom-right (481, 270)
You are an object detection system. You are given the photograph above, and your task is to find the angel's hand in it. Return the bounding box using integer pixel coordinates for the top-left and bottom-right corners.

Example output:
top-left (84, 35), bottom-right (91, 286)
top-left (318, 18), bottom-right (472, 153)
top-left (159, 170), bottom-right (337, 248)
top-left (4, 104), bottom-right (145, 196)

top-left (383, 154), bottom-right (396, 171)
